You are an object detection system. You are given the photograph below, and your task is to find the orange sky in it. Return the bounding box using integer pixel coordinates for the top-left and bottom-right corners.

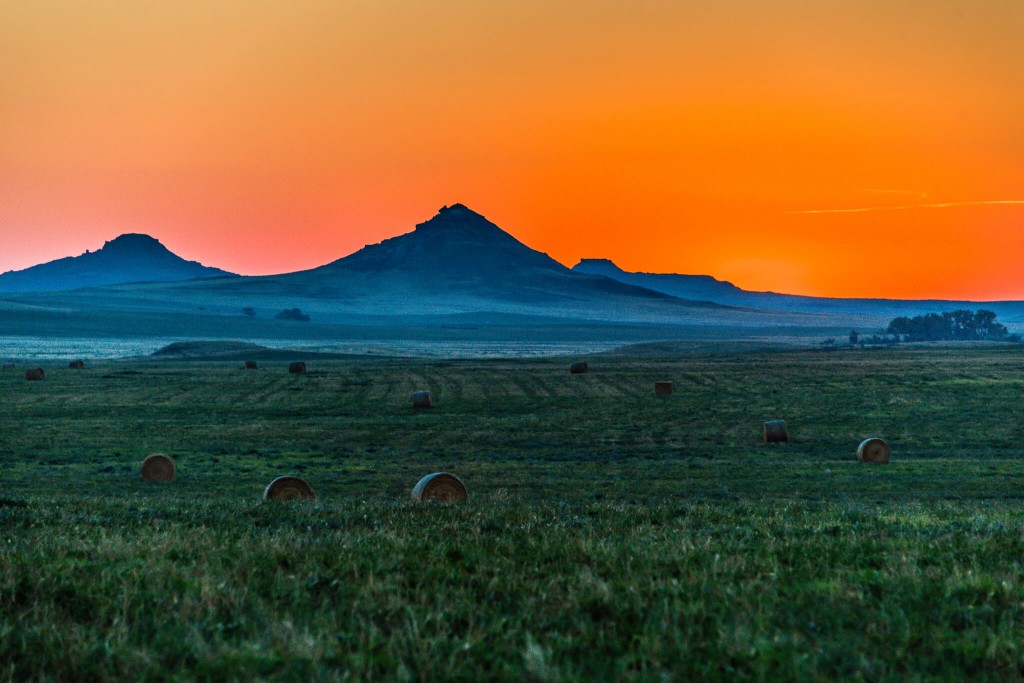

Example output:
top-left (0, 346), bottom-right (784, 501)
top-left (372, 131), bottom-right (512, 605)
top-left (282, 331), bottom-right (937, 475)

top-left (2, 1), bottom-right (1023, 299)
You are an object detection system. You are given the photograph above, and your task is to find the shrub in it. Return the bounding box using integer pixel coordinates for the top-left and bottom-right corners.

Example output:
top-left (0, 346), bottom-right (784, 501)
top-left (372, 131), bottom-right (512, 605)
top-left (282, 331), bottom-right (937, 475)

top-left (275, 308), bottom-right (310, 322)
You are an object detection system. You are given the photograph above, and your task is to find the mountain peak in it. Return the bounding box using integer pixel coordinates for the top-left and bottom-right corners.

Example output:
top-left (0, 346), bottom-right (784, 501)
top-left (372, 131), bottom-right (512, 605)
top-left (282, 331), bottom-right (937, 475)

top-left (322, 202), bottom-right (562, 277)
top-left (574, 258), bottom-right (624, 273)
top-left (413, 203), bottom-right (504, 237)
top-left (0, 232), bottom-right (234, 293)
top-left (572, 258), bottom-right (746, 301)
top-left (289, 203), bottom-right (680, 312)
top-left (101, 233), bottom-right (171, 254)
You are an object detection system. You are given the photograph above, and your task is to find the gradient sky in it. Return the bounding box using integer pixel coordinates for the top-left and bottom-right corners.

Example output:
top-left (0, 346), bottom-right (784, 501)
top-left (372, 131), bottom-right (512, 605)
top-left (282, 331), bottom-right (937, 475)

top-left (3, 1), bottom-right (1023, 299)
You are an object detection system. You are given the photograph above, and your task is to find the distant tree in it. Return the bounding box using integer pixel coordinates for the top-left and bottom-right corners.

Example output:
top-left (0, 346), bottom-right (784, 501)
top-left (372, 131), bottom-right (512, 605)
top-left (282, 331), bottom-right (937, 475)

top-left (849, 330), bottom-right (859, 345)
top-left (242, 307), bottom-right (256, 317)
top-left (275, 308), bottom-right (310, 322)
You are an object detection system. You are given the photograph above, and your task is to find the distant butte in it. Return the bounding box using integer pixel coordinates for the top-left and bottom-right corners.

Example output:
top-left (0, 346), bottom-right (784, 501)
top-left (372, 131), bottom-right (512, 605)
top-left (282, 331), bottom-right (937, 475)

top-left (0, 233), bottom-right (235, 293)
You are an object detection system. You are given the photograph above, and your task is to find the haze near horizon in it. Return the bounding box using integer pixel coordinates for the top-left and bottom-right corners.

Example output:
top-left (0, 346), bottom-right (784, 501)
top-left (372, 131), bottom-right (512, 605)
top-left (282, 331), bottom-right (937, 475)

top-left (3, 1), bottom-right (1023, 299)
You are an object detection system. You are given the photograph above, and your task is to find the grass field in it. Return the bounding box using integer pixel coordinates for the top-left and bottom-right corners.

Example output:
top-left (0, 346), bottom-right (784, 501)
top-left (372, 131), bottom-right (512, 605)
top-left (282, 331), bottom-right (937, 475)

top-left (3, 344), bottom-right (1024, 680)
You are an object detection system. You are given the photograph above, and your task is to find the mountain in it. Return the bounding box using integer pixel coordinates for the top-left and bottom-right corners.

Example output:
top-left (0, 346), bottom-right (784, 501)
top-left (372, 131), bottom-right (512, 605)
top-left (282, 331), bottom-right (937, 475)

top-left (185, 203), bottom-right (728, 320)
top-left (336, 203), bottom-right (564, 275)
top-left (0, 234), bottom-right (235, 293)
top-left (573, 259), bottom-right (746, 302)
top-left (294, 203), bottom-right (675, 307)
top-left (572, 258), bottom-right (1024, 323)
top-left (0, 205), bottom-right (865, 340)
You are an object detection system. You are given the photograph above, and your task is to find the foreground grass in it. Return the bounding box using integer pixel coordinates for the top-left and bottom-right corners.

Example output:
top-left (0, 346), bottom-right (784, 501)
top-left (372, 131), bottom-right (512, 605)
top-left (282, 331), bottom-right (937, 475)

top-left (3, 345), bottom-right (1024, 680)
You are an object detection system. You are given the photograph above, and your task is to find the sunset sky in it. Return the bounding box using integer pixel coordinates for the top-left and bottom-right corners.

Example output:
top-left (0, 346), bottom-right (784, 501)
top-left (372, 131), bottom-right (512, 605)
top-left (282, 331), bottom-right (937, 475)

top-left (3, 1), bottom-right (1023, 299)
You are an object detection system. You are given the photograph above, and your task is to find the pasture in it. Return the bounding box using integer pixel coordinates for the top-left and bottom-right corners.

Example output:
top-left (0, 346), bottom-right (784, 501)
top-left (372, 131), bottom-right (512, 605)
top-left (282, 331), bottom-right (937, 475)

top-left (3, 345), bottom-right (1024, 680)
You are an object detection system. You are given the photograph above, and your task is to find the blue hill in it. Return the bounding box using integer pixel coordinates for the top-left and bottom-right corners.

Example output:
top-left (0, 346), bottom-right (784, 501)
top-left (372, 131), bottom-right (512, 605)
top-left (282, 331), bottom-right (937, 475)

top-left (0, 234), bottom-right (235, 293)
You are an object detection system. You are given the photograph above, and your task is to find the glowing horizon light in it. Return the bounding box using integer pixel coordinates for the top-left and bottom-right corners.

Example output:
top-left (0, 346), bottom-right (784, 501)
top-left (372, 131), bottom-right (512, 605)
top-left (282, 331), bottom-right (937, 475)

top-left (2, 1), bottom-right (1023, 300)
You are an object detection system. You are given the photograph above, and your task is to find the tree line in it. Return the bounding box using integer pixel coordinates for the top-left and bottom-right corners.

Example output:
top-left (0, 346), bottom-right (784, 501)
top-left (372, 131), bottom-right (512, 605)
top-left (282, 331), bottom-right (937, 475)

top-left (828, 310), bottom-right (1020, 346)
top-left (886, 310), bottom-right (1017, 342)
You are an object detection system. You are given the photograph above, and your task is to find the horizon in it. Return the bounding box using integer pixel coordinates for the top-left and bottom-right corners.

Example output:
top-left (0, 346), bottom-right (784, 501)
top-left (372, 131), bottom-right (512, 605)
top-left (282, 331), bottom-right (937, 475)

top-left (3, 2), bottom-right (1024, 300)
top-left (6, 206), bottom-right (1024, 305)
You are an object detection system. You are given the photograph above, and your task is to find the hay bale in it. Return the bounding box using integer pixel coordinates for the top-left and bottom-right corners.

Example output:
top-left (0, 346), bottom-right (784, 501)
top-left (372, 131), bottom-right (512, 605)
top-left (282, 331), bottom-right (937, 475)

top-left (763, 420), bottom-right (788, 443)
top-left (857, 438), bottom-right (891, 464)
top-left (24, 368), bottom-right (44, 381)
top-left (68, 360), bottom-right (85, 369)
top-left (411, 390), bottom-right (432, 408)
top-left (654, 381), bottom-right (673, 396)
top-left (570, 361), bottom-right (589, 374)
top-left (141, 453), bottom-right (176, 482)
top-left (288, 361), bottom-right (306, 374)
top-left (263, 476), bottom-right (315, 501)
top-left (411, 472), bottom-right (467, 503)
top-left (244, 360), bottom-right (258, 369)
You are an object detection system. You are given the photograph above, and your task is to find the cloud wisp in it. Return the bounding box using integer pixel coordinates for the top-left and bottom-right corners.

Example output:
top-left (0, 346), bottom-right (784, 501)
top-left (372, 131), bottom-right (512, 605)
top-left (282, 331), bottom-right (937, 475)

top-left (858, 189), bottom-right (930, 199)
top-left (788, 199), bottom-right (1024, 215)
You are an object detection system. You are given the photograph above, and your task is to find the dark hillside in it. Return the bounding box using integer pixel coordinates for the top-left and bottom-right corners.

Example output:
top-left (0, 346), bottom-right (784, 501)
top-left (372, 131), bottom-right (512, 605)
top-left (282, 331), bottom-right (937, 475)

top-left (0, 233), bottom-right (235, 293)
top-left (310, 204), bottom-right (673, 303)
top-left (573, 258), bottom-right (1024, 324)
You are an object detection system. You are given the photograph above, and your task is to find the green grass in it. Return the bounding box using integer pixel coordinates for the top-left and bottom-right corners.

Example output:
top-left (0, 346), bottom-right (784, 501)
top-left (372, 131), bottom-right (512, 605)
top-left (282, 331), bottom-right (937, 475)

top-left (3, 346), bottom-right (1024, 680)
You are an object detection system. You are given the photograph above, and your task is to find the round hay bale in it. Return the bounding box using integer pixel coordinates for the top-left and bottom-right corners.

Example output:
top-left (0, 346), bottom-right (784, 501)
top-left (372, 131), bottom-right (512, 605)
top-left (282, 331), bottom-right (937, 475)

top-left (288, 361), bottom-right (306, 374)
top-left (244, 360), bottom-right (258, 369)
top-left (654, 381), bottom-right (673, 396)
top-left (411, 472), bottom-right (467, 503)
top-left (763, 420), bottom-right (788, 443)
top-left (411, 390), bottom-right (432, 408)
top-left (857, 438), bottom-right (891, 464)
top-left (141, 453), bottom-right (176, 482)
top-left (570, 361), bottom-right (589, 374)
top-left (24, 368), bottom-right (44, 381)
top-left (263, 476), bottom-right (315, 501)
top-left (68, 360), bottom-right (85, 369)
